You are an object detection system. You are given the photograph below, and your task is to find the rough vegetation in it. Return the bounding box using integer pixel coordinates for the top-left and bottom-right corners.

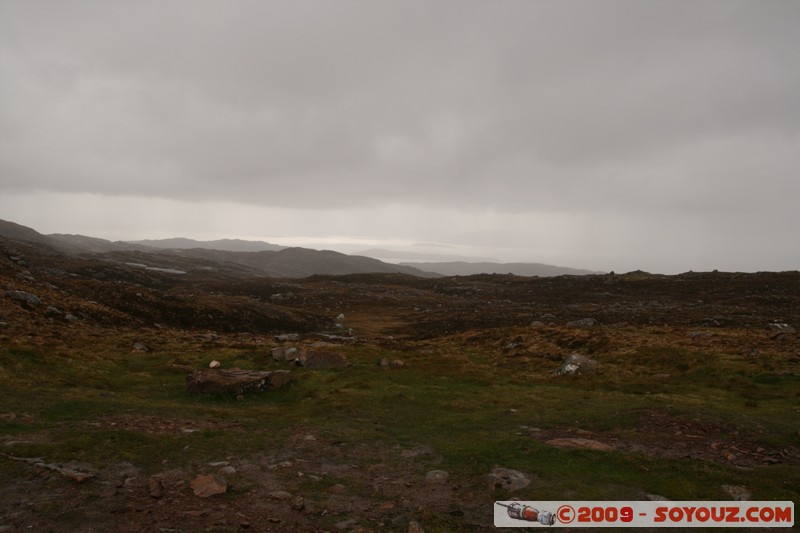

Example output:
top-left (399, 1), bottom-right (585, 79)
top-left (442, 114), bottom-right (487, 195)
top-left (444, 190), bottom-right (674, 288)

top-left (1, 234), bottom-right (798, 532)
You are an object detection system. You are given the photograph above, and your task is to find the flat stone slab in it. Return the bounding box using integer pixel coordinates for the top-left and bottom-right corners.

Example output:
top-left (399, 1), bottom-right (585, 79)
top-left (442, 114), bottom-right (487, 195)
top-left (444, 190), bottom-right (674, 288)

top-left (186, 369), bottom-right (292, 396)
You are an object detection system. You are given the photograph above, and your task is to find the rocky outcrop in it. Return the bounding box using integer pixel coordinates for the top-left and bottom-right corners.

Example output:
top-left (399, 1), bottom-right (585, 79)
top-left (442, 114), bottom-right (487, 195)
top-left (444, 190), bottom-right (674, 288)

top-left (295, 349), bottom-right (348, 369)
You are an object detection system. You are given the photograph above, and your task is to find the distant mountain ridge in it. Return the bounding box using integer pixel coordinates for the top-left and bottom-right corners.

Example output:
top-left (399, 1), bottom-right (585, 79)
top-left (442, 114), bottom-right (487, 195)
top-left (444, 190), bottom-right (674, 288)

top-left (1, 218), bottom-right (601, 278)
top-left (400, 261), bottom-right (603, 277)
top-left (0, 219), bottom-right (435, 278)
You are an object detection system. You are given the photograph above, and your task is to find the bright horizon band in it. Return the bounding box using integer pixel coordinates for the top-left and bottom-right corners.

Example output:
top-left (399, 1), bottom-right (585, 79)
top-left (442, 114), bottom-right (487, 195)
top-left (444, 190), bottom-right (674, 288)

top-left (494, 501), bottom-right (795, 528)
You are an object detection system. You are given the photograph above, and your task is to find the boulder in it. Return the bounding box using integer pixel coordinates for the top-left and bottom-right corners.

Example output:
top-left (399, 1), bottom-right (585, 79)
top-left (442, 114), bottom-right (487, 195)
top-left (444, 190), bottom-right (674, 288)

top-left (554, 353), bottom-right (597, 376)
top-left (7, 290), bottom-right (42, 306)
top-left (295, 350), bottom-right (348, 369)
top-left (186, 369), bottom-right (292, 396)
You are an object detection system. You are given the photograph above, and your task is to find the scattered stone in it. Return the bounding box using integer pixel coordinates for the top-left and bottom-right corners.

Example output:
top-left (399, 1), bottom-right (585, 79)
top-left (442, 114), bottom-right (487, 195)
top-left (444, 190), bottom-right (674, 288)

top-left (379, 358), bottom-right (390, 367)
top-left (295, 349), bottom-right (348, 369)
top-left (275, 333), bottom-right (300, 342)
top-left (291, 496), bottom-right (305, 511)
top-left (768, 323), bottom-right (796, 334)
top-left (268, 491), bottom-right (293, 501)
top-left (425, 470), bottom-right (449, 484)
top-left (390, 359), bottom-right (405, 368)
top-left (196, 333), bottom-right (219, 341)
top-left (722, 484), bottom-right (751, 501)
top-left (488, 467), bottom-right (530, 492)
top-left (566, 317), bottom-right (597, 327)
top-left (645, 494), bottom-right (670, 501)
top-left (530, 321), bottom-right (545, 327)
top-left (132, 342), bottom-right (150, 353)
top-left (219, 466), bottom-right (236, 476)
top-left (6, 290), bottom-right (41, 306)
top-left (148, 478), bottom-right (164, 498)
top-left (208, 360), bottom-right (221, 369)
top-left (545, 437), bottom-right (614, 451)
top-left (64, 313), bottom-right (79, 322)
top-left (554, 353), bottom-right (598, 376)
top-left (336, 313), bottom-right (345, 320)
top-left (334, 519), bottom-right (358, 530)
top-left (186, 369), bottom-right (293, 396)
top-left (688, 331), bottom-right (714, 338)
top-left (189, 474), bottom-right (227, 497)
top-left (408, 521), bottom-right (425, 533)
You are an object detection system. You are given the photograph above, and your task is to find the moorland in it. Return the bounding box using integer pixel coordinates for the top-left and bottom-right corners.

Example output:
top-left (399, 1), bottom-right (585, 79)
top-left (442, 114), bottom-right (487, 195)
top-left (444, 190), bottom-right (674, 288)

top-left (1, 223), bottom-right (798, 532)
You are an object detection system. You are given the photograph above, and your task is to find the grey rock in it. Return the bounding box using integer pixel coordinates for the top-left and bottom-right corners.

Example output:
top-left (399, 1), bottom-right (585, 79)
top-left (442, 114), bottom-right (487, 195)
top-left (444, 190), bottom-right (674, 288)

top-left (555, 353), bottom-right (598, 376)
top-left (64, 313), bottom-right (79, 322)
top-left (768, 323), bottom-right (795, 334)
top-left (645, 494), bottom-right (670, 501)
top-left (295, 349), bottom-right (348, 369)
top-left (268, 490), bottom-right (293, 501)
top-left (408, 521), bottom-right (425, 533)
top-left (566, 317), bottom-right (597, 327)
top-left (425, 470), bottom-right (449, 484)
top-left (7, 290), bottom-right (41, 306)
top-left (487, 467), bottom-right (531, 492)
top-left (722, 484), bottom-right (751, 501)
top-left (132, 342), bottom-right (150, 352)
top-left (275, 333), bottom-right (300, 342)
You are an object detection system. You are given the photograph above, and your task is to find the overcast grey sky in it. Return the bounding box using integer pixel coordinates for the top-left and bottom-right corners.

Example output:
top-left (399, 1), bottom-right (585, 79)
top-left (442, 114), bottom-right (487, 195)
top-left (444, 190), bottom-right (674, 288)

top-left (1, 0), bottom-right (798, 273)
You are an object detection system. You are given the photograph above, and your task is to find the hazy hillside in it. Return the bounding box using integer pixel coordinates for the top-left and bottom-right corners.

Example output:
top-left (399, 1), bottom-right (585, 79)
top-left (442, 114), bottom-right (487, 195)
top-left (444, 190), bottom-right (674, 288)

top-left (127, 237), bottom-right (285, 253)
top-left (400, 261), bottom-right (603, 277)
top-left (0, 219), bottom-right (436, 279)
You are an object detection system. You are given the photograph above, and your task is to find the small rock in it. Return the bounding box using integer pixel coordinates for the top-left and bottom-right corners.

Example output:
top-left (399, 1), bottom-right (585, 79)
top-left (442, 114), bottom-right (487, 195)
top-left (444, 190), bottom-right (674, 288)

top-left (334, 519), bottom-right (358, 531)
top-left (132, 342), bottom-right (150, 353)
top-left (554, 353), bottom-right (597, 376)
top-left (291, 496), bottom-right (305, 511)
top-left (530, 321), bottom-right (545, 327)
top-left (545, 437), bottom-right (614, 451)
top-left (189, 474), bottom-right (227, 497)
top-left (268, 491), bottom-right (293, 501)
top-left (566, 317), bottom-right (597, 327)
top-left (148, 478), bottom-right (164, 498)
top-left (64, 313), bottom-right (79, 322)
top-left (275, 333), bottom-right (300, 342)
top-left (219, 466), bottom-right (236, 475)
top-left (768, 323), bottom-right (796, 334)
top-left (209, 360), bottom-right (221, 369)
top-left (722, 484), bottom-right (751, 501)
top-left (390, 359), bottom-right (405, 368)
top-left (645, 494), bottom-right (670, 501)
top-left (379, 358), bottom-right (390, 367)
top-left (336, 313), bottom-right (345, 320)
top-left (425, 470), bottom-right (449, 484)
top-left (408, 521), bottom-right (425, 533)
top-left (487, 467), bottom-right (530, 492)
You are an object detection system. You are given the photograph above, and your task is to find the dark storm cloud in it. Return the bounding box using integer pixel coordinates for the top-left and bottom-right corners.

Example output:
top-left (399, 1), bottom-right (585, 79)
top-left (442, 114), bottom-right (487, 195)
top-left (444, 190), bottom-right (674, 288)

top-left (2, 0), bottom-right (798, 214)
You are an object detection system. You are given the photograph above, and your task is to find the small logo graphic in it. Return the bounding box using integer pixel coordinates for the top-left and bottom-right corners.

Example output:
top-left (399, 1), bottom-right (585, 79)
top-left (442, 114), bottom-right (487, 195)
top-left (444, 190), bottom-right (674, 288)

top-left (495, 502), bottom-right (556, 526)
top-left (557, 504), bottom-right (576, 524)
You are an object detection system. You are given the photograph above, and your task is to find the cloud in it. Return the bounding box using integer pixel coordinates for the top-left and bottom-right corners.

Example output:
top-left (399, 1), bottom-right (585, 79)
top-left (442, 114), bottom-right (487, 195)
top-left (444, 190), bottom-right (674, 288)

top-left (0, 1), bottom-right (798, 272)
